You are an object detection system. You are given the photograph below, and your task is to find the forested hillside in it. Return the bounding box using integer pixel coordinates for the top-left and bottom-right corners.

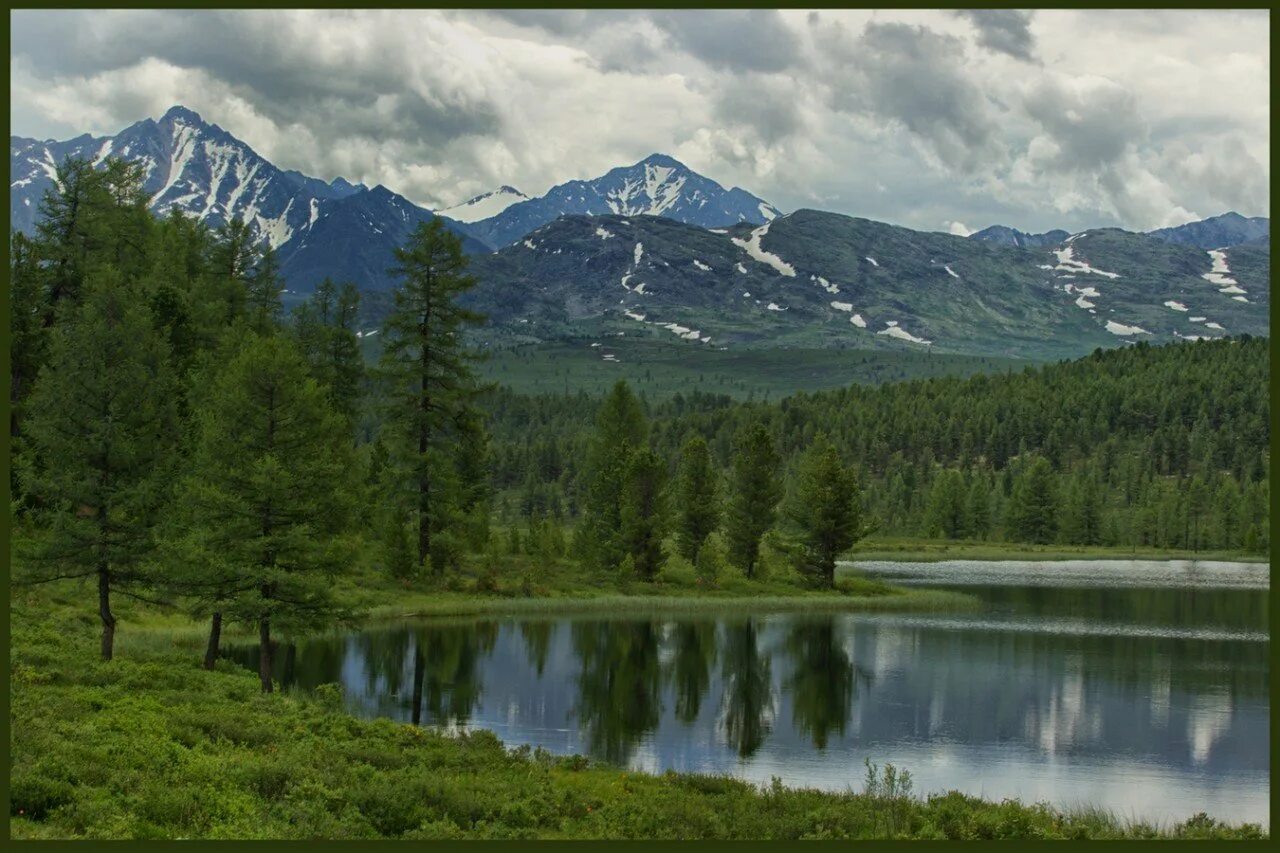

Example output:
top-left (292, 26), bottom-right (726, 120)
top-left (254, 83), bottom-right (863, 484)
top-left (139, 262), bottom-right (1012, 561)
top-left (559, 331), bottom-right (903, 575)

top-left (487, 338), bottom-right (1270, 553)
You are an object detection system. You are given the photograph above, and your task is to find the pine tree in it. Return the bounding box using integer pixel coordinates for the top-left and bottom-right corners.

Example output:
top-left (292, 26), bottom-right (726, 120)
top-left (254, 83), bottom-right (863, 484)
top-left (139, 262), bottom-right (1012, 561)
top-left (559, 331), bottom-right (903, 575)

top-left (786, 436), bottom-right (867, 588)
top-left (294, 279), bottom-right (364, 423)
top-left (619, 447), bottom-right (667, 578)
top-left (379, 219), bottom-right (487, 573)
top-left (9, 232), bottom-right (47, 446)
top-left (246, 243), bottom-right (283, 333)
top-left (1006, 456), bottom-right (1058, 544)
top-left (674, 434), bottom-right (720, 561)
top-left (965, 476), bottom-right (992, 540)
top-left (581, 380), bottom-right (648, 570)
top-left (725, 423), bottom-right (782, 578)
top-left (205, 217), bottom-right (257, 327)
top-left (172, 334), bottom-right (354, 690)
top-left (20, 273), bottom-right (179, 660)
top-left (922, 468), bottom-right (967, 539)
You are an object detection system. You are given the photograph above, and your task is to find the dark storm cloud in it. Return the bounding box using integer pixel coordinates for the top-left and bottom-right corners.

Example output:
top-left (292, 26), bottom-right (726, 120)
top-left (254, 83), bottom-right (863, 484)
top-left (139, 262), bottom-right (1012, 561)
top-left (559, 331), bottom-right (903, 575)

top-left (712, 74), bottom-right (807, 144)
top-left (651, 10), bottom-right (802, 73)
top-left (817, 20), bottom-right (1005, 173)
top-left (954, 10), bottom-right (1037, 62)
top-left (11, 10), bottom-right (501, 147)
top-left (1022, 75), bottom-right (1144, 171)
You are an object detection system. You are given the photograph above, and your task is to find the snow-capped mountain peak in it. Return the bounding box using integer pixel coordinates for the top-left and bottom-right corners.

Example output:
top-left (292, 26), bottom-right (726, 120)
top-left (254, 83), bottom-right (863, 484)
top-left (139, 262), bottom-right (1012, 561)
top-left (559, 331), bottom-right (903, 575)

top-left (438, 185), bottom-right (529, 223)
top-left (466, 153), bottom-right (783, 247)
top-left (10, 105), bottom-right (487, 292)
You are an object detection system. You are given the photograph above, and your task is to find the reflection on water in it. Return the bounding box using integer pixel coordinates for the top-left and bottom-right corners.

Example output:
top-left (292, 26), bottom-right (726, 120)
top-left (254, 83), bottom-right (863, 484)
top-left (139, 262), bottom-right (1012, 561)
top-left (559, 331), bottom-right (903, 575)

top-left (226, 560), bottom-right (1270, 826)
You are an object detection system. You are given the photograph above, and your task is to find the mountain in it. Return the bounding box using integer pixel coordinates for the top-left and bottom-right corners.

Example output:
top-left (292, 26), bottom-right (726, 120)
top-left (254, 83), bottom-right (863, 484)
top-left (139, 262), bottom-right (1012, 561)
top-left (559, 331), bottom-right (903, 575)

top-left (969, 224), bottom-right (1070, 249)
top-left (457, 210), bottom-right (1268, 359)
top-left (278, 184), bottom-right (490, 292)
top-left (1147, 212), bottom-right (1269, 249)
top-left (13, 109), bottom-right (1269, 360)
top-left (437, 185), bottom-right (529, 223)
top-left (10, 105), bottom-right (486, 282)
top-left (464, 153), bottom-right (782, 248)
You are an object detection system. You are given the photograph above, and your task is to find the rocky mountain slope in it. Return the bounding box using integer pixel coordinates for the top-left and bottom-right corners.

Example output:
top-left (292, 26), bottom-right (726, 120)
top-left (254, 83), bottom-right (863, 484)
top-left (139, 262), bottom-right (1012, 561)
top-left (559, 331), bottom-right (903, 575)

top-left (460, 210), bottom-right (1268, 359)
top-left (1147, 211), bottom-right (1269, 249)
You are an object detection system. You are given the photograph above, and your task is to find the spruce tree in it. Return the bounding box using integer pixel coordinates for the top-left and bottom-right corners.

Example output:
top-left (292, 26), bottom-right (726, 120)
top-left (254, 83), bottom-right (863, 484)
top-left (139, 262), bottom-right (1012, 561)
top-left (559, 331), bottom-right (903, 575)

top-left (173, 334), bottom-right (354, 690)
top-left (786, 436), bottom-right (867, 588)
top-left (922, 468), bottom-right (967, 539)
top-left (581, 380), bottom-right (648, 570)
top-left (379, 219), bottom-right (487, 573)
top-left (246, 243), bottom-right (283, 333)
top-left (294, 279), bottom-right (364, 423)
top-left (724, 423), bottom-right (782, 578)
top-left (9, 232), bottom-right (47, 445)
top-left (1006, 456), bottom-right (1058, 544)
top-left (20, 273), bottom-right (179, 660)
top-left (619, 447), bottom-right (667, 578)
top-left (674, 434), bottom-right (720, 561)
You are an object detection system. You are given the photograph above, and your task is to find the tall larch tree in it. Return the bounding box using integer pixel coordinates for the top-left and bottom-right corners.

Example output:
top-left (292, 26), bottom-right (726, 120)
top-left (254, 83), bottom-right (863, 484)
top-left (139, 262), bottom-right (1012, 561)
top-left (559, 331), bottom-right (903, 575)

top-left (674, 434), bottom-right (720, 562)
top-left (786, 436), bottom-right (868, 589)
top-left (580, 380), bottom-right (648, 570)
top-left (379, 218), bottom-right (487, 574)
top-left (724, 423), bottom-right (783, 578)
top-left (174, 334), bottom-right (354, 690)
top-left (21, 274), bottom-right (179, 660)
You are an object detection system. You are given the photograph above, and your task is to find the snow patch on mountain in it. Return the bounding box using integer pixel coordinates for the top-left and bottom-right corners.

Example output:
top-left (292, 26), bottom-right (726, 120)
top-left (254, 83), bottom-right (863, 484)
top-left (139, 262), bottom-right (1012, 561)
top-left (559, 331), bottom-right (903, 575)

top-left (877, 320), bottom-right (930, 345)
top-left (438, 185), bottom-right (528, 223)
top-left (1053, 245), bottom-right (1120, 279)
top-left (1105, 320), bottom-right (1149, 336)
top-left (810, 274), bottom-right (839, 295)
top-left (733, 222), bottom-right (796, 277)
top-left (1164, 301), bottom-right (1189, 311)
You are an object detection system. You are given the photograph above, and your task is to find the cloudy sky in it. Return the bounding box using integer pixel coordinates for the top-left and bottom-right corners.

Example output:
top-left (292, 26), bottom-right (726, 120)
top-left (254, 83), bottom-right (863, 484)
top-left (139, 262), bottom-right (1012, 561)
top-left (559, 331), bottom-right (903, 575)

top-left (9, 8), bottom-right (1270, 234)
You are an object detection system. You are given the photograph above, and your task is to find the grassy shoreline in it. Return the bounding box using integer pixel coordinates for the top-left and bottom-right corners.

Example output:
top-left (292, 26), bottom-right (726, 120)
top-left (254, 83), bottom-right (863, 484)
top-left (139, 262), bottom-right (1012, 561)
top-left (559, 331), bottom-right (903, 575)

top-left (359, 586), bottom-right (979, 621)
top-left (846, 537), bottom-right (1270, 564)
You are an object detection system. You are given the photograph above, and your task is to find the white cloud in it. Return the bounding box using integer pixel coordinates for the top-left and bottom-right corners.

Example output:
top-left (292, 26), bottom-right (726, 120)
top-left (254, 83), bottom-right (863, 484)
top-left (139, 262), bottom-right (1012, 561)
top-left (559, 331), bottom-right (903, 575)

top-left (8, 9), bottom-right (1269, 231)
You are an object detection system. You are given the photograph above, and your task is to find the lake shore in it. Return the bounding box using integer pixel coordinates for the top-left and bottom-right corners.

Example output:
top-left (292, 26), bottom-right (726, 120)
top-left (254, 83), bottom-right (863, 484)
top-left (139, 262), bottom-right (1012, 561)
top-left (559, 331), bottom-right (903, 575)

top-left (846, 537), bottom-right (1270, 564)
top-left (10, 591), bottom-right (1266, 841)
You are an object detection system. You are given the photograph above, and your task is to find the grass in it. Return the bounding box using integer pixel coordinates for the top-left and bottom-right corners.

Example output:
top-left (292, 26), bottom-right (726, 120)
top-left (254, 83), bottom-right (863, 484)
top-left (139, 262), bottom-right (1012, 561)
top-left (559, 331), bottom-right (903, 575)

top-left (10, 591), bottom-right (1266, 840)
top-left (846, 536), bottom-right (1270, 564)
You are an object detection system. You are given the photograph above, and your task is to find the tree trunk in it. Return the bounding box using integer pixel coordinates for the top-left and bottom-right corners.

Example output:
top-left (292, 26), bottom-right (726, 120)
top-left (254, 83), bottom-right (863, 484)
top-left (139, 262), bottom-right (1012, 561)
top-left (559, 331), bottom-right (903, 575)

top-left (258, 617), bottom-right (274, 693)
top-left (98, 568), bottom-right (116, 661)
top-left (203, 611), bottom-right (223, 670)
top-left (411, 641), bottom-right (425, 726)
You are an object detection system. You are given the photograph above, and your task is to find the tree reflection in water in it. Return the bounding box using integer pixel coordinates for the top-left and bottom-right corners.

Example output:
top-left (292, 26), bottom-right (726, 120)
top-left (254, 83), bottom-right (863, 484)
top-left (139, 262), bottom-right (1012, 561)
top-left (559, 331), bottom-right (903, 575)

top-left (572, 620), bottom-right (663, 765)
top-left (786, 617), bottom-right (872, 749)
top-left (718, 618), bottom-right (774, 759)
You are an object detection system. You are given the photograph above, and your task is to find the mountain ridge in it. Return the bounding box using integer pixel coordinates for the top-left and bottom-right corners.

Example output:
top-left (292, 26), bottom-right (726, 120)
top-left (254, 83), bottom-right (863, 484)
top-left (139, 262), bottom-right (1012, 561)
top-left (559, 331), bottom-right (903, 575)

top-left (463, 153), bottom-right (782, 248)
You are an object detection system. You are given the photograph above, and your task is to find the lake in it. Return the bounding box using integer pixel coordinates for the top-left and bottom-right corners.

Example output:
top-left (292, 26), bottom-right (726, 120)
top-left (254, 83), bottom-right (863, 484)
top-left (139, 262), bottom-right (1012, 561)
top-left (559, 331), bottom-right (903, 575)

top-left (226, 560), bottom-right (1270, 826)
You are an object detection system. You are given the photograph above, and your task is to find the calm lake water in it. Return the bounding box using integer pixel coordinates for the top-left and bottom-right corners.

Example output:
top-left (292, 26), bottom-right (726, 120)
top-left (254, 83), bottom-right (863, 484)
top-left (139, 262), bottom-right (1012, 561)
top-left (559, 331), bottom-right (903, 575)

top-left (227, 560), bottom-right (1270, 826)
